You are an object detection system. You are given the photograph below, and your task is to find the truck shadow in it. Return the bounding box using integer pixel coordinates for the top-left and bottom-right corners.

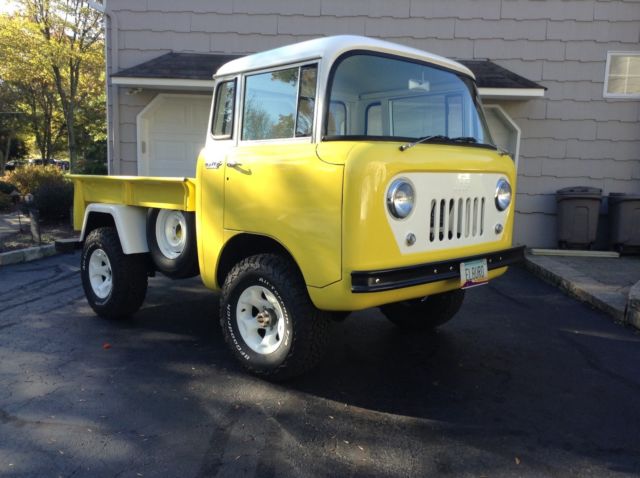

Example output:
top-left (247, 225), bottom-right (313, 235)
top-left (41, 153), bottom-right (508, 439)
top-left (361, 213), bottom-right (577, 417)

top-left (91, 268), bottom-right (640, 475)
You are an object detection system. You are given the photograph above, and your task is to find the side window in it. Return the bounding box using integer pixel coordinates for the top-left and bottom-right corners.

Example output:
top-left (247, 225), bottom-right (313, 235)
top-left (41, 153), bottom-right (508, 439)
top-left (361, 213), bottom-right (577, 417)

top-left (366, 103), bottom-right (382, 136)
top-left (391, 96), bottom-right (446, 137)
top-left (242, 64), bottom-right (318, 141)
top-left (327, 101), bottom-right (346, 135)
top-left (211, 79), bottom-right (236, 138)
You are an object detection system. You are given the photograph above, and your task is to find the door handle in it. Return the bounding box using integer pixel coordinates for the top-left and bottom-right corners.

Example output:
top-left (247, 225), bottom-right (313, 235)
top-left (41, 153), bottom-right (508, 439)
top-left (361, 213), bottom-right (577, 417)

top-left (226, 159), bottom-right (242, 168)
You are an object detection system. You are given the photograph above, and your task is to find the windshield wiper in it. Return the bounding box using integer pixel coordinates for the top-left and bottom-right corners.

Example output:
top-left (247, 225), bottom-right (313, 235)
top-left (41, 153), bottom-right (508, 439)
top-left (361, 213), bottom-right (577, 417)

top-left (399, 135), bottom-right (478, 152)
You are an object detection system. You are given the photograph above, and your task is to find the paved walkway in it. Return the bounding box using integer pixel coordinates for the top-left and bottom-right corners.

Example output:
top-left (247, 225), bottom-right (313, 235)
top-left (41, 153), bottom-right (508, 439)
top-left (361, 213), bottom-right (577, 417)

top-left (0, 211), bottom-right (29, 240)
top-left (526, 252), bottom-right (640, 329)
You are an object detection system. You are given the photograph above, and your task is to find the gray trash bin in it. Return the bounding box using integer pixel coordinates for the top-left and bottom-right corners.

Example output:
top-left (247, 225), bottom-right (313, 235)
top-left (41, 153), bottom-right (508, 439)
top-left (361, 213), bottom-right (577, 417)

top-left (609, 192), bottom-right (640, 253)
top-left (556, 186), bottom-right (602, 249)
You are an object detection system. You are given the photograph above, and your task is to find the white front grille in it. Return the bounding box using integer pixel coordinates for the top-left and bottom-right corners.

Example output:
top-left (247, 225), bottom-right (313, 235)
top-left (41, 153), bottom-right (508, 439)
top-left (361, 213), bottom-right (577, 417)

top-left (386, 173), bottom-right (508, 254)
top-left (429, 196), bottom-right (486, 243)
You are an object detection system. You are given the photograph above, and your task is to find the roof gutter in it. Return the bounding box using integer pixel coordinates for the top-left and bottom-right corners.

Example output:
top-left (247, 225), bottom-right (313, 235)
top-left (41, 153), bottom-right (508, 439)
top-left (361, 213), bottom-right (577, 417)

top-left (111, 77), bottom-right (215, 91)
top-left (478, 87), bottom-right (546, 100)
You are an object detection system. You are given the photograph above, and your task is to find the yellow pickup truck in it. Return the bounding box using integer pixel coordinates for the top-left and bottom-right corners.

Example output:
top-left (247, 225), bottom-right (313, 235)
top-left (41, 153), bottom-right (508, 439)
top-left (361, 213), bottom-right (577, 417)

top-left (71, 35), bottom-right (523, 380)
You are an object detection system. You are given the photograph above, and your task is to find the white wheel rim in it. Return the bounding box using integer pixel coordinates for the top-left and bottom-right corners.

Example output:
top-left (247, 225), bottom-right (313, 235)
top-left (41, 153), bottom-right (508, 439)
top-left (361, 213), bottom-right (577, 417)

top-left (88, 249), bottom-right (113, 299)
top-left (236, 285), bottom-right (286, 355)
top-left (155, 210), bottom-right (187, 260)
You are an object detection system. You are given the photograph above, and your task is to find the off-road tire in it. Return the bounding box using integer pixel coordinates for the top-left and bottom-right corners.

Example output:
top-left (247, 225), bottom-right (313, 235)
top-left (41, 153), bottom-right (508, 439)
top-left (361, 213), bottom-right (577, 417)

top-left (220, 254), bottom-right (331, 381)
top-left (147, 208), bottom-right (199, 279)
top-left (81, 227), bottom-right (148, 319)
top-left (380, 289), bottom-right (465, 331)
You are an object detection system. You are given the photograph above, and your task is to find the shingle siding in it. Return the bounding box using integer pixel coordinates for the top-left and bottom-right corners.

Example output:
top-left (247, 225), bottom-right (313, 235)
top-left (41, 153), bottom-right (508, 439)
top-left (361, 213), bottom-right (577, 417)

top-left (322, 0), bottom-right (411, 18)
top-left (107, 0), bottom-right (640, 247)
top-left (364, 18), bottom-right (455, 38)
top-left (409, 0), bottom-right (502, 20)
top-left (455, 19), bottom-right (548, 41)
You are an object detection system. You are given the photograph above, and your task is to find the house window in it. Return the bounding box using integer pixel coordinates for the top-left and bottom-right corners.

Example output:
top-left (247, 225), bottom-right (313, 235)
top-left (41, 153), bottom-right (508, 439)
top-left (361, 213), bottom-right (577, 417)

top-left (211, 79), bottom-right (236, 138)
top-left (604, 52), bottom-right (640, 98)
top-left (242, 64), bottom-right (318, 141)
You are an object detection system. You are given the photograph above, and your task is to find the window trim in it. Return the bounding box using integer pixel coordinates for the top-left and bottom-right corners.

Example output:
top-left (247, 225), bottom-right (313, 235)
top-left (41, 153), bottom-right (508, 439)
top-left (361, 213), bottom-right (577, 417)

top-left (603, 51), bottom-right (640, 99)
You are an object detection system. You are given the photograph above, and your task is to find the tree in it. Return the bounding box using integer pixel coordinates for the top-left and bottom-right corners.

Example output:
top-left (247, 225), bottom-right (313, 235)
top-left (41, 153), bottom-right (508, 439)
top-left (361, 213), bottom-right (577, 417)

top-left (0, 81), bottom-right (30, 173)
top-left (0, 2), bottom-right (105, 170)
top-left (0, 15), bottom-right (66, 162)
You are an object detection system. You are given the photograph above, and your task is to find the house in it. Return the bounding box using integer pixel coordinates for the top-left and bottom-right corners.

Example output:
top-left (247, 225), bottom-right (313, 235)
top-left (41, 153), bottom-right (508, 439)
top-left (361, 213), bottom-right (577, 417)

top-left (94, 0), bottom-right (640, 248)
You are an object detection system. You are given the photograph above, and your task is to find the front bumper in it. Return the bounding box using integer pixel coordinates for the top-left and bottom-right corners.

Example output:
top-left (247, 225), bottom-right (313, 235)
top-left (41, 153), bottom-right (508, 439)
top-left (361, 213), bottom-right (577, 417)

top-left (351, 245), bottom-right (525, 293)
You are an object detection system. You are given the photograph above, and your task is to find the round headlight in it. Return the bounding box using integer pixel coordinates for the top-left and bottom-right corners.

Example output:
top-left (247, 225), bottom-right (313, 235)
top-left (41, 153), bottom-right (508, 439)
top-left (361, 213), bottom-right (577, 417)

top-left (387, 179), bottom-right (415, 219)
top-left (495, 178), bottom-right (512, 211)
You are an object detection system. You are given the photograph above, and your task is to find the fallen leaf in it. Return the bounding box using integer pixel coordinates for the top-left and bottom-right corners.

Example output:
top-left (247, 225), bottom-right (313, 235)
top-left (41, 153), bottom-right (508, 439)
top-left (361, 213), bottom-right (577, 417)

top-left (102, 343), bottom-right (112, 350)
top-left (515, 457), bottom-right (521, 465)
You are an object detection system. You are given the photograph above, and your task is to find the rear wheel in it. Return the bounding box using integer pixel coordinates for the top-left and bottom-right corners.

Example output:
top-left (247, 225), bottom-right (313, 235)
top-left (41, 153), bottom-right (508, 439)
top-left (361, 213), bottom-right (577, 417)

top-left (147, 208), bottom-right (199, 279)
top-left (220, 254), bottom-right (331, 380)
top-left (81, 227), bottom-right (148, 319)
top-left (380, 289), bottom-right (465, 331)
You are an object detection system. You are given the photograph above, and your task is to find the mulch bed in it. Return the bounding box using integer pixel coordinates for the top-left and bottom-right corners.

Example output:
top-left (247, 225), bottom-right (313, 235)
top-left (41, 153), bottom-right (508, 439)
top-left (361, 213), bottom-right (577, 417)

top-left (0, 221), bottom-right (77, 253)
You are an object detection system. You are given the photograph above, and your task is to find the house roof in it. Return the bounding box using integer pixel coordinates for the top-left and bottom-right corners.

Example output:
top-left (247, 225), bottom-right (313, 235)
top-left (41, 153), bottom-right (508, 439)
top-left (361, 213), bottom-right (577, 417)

top-left (459, 60), bottom-right (546, 99)
top-left (112, 51), bottom-right (545, 99)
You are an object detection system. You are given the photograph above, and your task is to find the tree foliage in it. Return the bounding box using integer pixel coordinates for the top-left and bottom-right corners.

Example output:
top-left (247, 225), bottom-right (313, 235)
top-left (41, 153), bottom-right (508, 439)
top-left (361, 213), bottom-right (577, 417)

top-left (0, 1), bottom-right (105, 171)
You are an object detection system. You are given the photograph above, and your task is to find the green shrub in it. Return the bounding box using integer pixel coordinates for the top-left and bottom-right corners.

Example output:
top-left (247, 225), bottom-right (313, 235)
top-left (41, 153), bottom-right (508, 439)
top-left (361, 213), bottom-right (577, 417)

top-left (33, 180), bottom-right (73, 223)
top-left (6, 165), bottom-right (66, 195)
top-left (0, 192), bottom-right (11, 212)
top-left (6, 165), bottom-right (72, 223)
top-left (0, 180), bottom-right (17, 195)
top-left (76, 157), bottom-right (107, 175)
top-left (78, 139), bottom-right (108, 175)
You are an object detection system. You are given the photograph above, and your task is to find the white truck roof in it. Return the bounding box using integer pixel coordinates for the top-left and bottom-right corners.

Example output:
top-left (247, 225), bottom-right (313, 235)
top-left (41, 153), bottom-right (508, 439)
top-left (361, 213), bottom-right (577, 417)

top-left (215, 35), bottom-right (475, 79)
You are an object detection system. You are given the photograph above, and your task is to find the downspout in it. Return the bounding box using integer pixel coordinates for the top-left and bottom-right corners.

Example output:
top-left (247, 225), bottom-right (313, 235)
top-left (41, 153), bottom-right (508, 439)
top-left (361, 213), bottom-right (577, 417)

top-left (89, 0), bottom-right (120, 175)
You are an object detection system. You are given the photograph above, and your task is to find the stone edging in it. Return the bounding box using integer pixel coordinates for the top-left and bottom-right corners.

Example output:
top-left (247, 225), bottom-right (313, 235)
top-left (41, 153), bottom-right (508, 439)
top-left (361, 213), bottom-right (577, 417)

top-left (626, 281), bottom-right (640, 330)
top-left (0, 244), bottom-right (57, 267)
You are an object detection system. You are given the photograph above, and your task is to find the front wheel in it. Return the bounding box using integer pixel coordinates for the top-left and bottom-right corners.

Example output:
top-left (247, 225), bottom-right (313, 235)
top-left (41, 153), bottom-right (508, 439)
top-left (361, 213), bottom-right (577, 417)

top-left (220, 254), bottom-right (331, 380)
top-left (380, 289), bottom-right (465, 331)
top-left (81, 227), bottom-right (148, 319)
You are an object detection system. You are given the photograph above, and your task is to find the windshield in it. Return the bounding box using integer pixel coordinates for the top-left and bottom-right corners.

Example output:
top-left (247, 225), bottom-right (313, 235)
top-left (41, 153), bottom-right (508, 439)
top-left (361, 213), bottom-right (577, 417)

top-left (325, 53), bottom-right (494, 147)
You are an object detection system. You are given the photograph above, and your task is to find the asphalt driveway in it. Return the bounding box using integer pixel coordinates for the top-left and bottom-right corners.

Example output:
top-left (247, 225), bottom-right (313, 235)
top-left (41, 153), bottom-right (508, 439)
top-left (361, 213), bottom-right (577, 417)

top-left (1, 253), bottom-right (639, 477)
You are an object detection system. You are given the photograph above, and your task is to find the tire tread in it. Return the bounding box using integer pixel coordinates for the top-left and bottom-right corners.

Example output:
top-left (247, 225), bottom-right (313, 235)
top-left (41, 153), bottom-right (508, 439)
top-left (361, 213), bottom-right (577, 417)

top-left (81, 227), bottom-right (148, 319)
top-left (220, 254), bottom-right (331, 381)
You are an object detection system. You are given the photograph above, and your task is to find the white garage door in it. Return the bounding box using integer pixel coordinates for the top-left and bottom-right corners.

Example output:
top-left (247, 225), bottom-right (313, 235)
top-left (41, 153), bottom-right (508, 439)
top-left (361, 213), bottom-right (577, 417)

top-left (483, 104), bottom-right (521, 172)
top-left (137, 94), bottom-right (212, 177)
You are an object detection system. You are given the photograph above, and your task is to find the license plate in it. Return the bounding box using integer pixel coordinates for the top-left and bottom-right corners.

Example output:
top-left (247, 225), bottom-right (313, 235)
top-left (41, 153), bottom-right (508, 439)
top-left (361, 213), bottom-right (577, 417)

top-left (460, 259), bottom-right (489, 289)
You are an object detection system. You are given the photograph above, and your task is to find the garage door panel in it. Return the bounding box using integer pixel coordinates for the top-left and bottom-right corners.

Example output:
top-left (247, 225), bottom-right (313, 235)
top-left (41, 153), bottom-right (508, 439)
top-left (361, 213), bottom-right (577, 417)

top-left (138, 94), bottom-right (211, 178)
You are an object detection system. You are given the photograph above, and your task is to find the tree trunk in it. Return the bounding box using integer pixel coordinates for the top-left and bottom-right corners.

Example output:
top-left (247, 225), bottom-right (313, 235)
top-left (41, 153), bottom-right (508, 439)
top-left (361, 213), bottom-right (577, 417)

top-left (5, 135), bottom-right (11, 164)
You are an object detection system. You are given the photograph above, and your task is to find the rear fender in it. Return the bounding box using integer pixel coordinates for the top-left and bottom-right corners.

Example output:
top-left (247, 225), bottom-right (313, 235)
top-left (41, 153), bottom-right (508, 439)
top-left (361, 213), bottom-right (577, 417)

top-left (81, 204), bottom-right (149, 254)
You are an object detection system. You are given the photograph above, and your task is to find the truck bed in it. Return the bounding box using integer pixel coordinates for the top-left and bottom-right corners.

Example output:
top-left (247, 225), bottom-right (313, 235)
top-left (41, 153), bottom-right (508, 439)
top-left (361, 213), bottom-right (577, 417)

top-left (70, 175), bottom-right (196, 230)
